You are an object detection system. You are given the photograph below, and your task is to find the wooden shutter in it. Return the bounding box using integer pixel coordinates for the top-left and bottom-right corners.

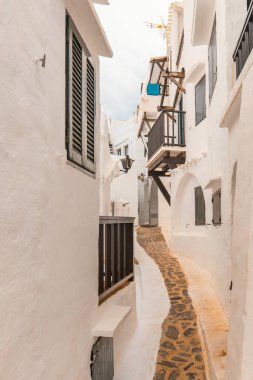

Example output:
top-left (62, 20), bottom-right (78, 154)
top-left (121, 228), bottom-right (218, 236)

top-left (195, 186), bottom-right (206, 225)
top-left (195, 76), bottom-right (206, 126)
top-left (208, 17), bottom-right (217, 102)
top-left (72, 34), bottom-right (83, 156)
top-left (87, 58), bottom-right (95, 163)
top-left (212, 189), bottom-right (221, 225)
top-left (66, 15), bottom-right (96, 173)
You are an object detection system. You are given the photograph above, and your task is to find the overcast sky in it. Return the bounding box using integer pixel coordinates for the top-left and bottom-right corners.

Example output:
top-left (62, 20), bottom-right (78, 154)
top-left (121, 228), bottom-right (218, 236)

top-left (95, 0), bottom-right (169, 121)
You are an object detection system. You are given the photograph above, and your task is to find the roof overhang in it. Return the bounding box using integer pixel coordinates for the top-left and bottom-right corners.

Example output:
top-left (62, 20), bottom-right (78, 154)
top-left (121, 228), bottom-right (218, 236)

top-left (67, 0), bottom-right (112, 58)
top-left (191, 0), bottom-right (215, 46)
top-left (87, 0), bottom-right (112, 57)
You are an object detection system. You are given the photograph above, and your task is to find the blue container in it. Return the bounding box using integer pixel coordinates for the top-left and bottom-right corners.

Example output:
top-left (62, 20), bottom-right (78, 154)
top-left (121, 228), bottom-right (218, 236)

top-left (147, 83), bottom-right (160, 96)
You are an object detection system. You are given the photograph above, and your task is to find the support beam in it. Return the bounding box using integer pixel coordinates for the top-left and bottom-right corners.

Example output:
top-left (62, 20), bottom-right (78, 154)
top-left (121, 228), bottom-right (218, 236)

top-left (152, 175), bottom-right (171, 206)
top-left (161, 71), bottom-right (185, 79)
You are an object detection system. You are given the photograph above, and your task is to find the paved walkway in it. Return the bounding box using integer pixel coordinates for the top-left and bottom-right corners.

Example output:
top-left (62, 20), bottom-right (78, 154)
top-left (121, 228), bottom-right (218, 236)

top-left (137, 226), bottom-right (207, 380)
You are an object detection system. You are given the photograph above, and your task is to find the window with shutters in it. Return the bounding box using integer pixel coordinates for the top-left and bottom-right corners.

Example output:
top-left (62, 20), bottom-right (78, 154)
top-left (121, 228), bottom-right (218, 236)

top-left (195, 186), bottom-right (206, 226)
top-left (208, 17), bottom-right (217, 103)
top-left (195, 76), bottom-right (206, 126)
top-left (212, 189), bottom-right (221, 225)
top-left (65, 15), bottom-right (96, 174)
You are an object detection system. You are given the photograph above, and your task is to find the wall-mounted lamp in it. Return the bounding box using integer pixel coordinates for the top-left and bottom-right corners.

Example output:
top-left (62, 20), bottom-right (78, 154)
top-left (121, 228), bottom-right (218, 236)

top-left (138, 173), bottom-right (148, 182)
top-left (120, 155), bottom-right (134, 173)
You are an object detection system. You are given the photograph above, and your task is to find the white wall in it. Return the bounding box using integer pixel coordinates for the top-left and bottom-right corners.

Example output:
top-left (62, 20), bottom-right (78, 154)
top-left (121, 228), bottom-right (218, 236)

top-left (99, 113), bottom-right (120, 216)
top-left (109, 117), bottom-right (147, 224)
top-left (169, 1), bottom-right (253, 379)
top-left (0, 1), bottom-right (134, 379)
top-left (163, 0), bottom-right (233, 318)
top-left (225, 56), bottom-right (253, 380)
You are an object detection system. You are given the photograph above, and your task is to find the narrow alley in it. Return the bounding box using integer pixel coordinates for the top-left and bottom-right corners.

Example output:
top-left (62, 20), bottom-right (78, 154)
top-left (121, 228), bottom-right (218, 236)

top-left (137, 227), bottom-right (206, 380)
top-left (1, 0), bottom-right (253, 379)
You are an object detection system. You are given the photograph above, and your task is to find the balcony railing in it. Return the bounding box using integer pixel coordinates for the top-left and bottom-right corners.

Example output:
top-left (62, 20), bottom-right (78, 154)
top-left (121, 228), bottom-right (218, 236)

top-left (98, 216), bottom-right (134, 302)
top-left (233, 1), bottom-right (253, 78)
top-left (147, 110), bottom-right (186, 160)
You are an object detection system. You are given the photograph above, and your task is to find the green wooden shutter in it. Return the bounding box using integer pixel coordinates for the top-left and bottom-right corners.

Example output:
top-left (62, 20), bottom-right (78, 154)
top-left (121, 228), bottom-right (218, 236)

top-left (212, 189), bottom-right (221, 225)
top-left (87, 58), bottom-right (95, 163)
top-left (208, 17), bottom-right (217, 102)
top-left (195, 186), bottom-right (206, 226)
top-left (65, 15), bottom-right (96, 173)
top-left (72, 34), bottom-right (83, 155)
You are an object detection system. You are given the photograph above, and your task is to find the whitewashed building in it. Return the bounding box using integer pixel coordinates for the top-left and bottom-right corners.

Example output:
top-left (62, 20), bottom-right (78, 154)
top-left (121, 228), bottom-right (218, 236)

top-left (108, 116), bottom-right (157, 225)
top-left (0, 1), bottom-right (137, 379)
top-left (137, 0), bottom-right (253, 379)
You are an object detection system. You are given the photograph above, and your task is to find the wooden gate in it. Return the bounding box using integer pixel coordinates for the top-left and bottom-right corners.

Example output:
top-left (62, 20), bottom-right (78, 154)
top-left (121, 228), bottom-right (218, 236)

top-left (90, 337), bottom-right (114, 380)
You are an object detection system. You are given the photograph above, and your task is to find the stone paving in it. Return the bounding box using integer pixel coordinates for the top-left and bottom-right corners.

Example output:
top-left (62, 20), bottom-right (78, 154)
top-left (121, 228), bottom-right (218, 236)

top-left (137, 226), bottom-right (207, 380)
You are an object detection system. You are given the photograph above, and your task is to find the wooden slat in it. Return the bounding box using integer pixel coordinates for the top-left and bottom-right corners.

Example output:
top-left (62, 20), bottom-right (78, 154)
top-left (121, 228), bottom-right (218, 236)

top-left (105, 224), bottom-right (112, 290)
top-left (98, 218), bottom-right (134, 301)
top-left (87, 58), bottom-right (95, 162)
top-left (98, 224), bottom-right (104, 295)
top-left (119, 224), bottom-right (125, 280)
top-left (72, 33), bottom-right (83, 155)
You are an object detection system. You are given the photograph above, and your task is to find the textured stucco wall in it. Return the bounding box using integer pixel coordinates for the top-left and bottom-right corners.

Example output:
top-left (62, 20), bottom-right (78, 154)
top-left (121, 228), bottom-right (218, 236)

top-left (0, 1), bottom-right (135, 379)
top-left (0, 1), bottom-right (101, 378)
top-left (226, 59), bottom-right (253, 380)
top-left (109, 118), bottom-right (147, 223)
top-left (164, 0), bottom-right (232, 318)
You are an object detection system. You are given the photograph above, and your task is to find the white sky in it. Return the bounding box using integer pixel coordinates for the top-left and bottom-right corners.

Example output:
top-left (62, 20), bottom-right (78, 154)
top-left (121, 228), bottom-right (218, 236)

top-left (95, 0), bottom-right (170, 121)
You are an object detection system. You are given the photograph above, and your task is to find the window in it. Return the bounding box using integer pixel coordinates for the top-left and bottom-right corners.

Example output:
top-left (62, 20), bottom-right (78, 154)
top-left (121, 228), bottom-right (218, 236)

top-left (195, 76), bottom-right (206, 126)
top-left (65, 15), bottom-right (96, 173)
top-left (116, 148), bottom-right (121, 156)
top-left (195, 186), bottom-right (206, 225)
top-left (124, 145), bottom-right (129, 156)
top-left (208, 17), bottom-right (217, 102)
top-left (212, 189), bottom-right (221, 225)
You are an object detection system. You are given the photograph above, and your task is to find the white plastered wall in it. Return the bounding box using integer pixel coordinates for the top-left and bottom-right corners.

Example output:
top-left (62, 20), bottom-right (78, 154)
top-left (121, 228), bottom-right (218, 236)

top-left (109, 117), bottom-right (147, 224)
top-left (0, 1), bottom-right (135, 379)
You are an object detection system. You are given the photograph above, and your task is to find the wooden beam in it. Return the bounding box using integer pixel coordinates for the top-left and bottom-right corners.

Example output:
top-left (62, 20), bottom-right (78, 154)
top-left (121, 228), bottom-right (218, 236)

top-left (157, 61), bottom-right (166, 83)
top-left (162, 71), bottom-right (185, 79)
top-left (170, 76), bottom-right (186, 94)
top-left (156, 61), bottom-right (165, 72)
top-left (167, 113), bottom-right (177, 123)
top-left (157, 106), bottom-right (175, 112)
top-left (143, 118), bottom-right (157, 122)
top-left (149, 62), bottom-right (155, 83)
top-left (173, 68), bottom-right (185, 108)
top-left (152, 176), bottom-right (171, 206)
top-left (160, 76), bottom-right (168, 108)
top-left (150, 57), bottom-right (168, 63)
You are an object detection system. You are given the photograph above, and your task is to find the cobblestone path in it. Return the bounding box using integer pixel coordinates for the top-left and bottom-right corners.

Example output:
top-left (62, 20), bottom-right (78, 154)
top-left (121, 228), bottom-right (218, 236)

top-left (137, 226), bottom-right (207, 380)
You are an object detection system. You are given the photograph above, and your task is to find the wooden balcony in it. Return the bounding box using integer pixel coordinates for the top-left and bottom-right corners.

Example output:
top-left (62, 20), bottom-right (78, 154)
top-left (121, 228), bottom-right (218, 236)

top-left (98, 217), bottom-right (134, 303)
top-left (146, 110), bottom-right (186, 176)
top-left (233, 0), bottom-right (253, 78)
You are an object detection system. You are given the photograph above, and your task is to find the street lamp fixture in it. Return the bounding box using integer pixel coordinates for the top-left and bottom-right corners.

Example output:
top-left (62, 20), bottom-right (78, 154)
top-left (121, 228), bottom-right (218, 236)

top-left (138, 173), bottom-right (148, 182)
top-left (120, 155), bottom-right (134, 173)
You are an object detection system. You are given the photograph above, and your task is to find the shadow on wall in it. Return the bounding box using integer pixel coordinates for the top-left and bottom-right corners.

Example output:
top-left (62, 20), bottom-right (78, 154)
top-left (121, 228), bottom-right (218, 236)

top-left (173, 173), bottom-right (208, 234)
top-left (138, 178), bottom-right (158, 226)
top-left (149, 179), bottom-right (158, 226)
